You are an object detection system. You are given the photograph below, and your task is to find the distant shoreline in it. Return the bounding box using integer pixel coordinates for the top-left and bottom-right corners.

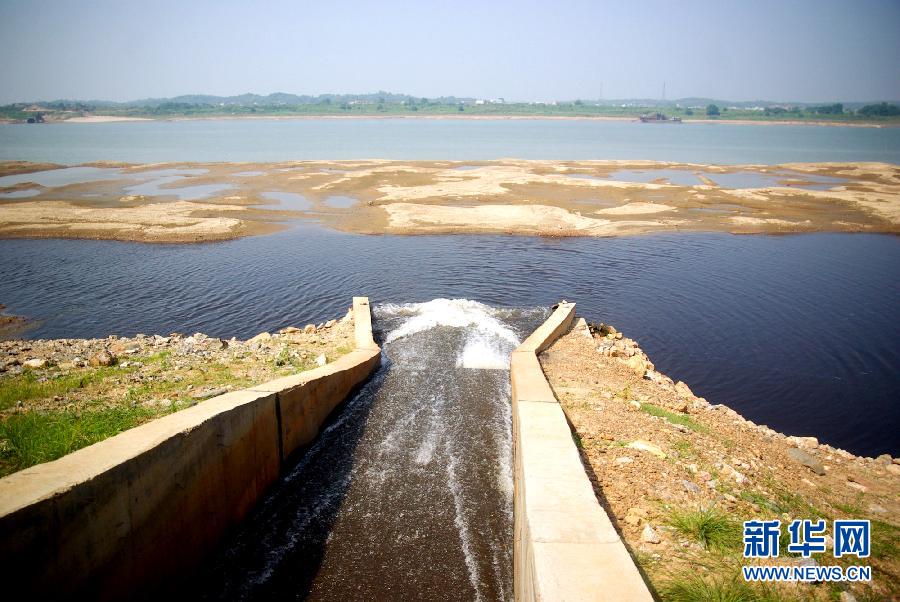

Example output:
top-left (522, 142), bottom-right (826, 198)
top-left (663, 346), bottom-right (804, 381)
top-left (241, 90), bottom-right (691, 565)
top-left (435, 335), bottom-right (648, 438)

top-left (2, 114), bottom-right (895, 128)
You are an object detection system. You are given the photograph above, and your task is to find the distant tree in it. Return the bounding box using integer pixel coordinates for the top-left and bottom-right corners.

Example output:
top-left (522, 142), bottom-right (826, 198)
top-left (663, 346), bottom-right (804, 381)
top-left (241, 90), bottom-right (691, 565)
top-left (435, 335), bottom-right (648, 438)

top-left (684, 108), bottom-right (693, 116)
top-left (574, 99), bottom-right (583, 106)
top-left (377, 103), bottom-right (385, 111)
top-left (809, 103), bottom-right (843, 115)
top-left (858, 102), bottom-right (900, 117)
top-left (706, 104), bottom-right (720, 116)
top-left (458, 104), bottom-right (464, 112)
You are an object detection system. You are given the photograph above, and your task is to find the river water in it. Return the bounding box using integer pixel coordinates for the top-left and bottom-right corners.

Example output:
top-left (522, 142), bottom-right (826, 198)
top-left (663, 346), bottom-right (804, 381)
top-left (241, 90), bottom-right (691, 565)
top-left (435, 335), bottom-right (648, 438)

top-left (2, 118), bottom-right (900, 164)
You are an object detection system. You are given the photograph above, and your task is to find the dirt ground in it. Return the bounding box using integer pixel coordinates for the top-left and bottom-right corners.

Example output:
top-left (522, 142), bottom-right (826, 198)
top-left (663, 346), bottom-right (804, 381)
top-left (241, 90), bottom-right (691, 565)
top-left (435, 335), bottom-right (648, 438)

top-left (1, 160), bottom-right (897, 242)
top-left (540, 321), bottom-right (899, 601)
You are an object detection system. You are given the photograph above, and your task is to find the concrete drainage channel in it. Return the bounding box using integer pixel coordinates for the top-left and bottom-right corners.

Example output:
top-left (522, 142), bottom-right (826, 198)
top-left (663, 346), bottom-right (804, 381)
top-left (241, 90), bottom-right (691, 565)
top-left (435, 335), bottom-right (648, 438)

top-left (0, 298), bottom-right (651, 600)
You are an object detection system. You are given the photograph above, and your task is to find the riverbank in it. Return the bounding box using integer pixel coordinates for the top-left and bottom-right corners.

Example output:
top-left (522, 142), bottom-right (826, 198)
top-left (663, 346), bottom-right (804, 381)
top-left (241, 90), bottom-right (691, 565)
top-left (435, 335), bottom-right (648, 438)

top-left (0, 312), bottom-right (353, 477)
top-left (1, 160), bottom-right (897, 243)
top-left (7, 113), bottom-right (897, 128)
top-left (540, 321), bottom-right (899, 601)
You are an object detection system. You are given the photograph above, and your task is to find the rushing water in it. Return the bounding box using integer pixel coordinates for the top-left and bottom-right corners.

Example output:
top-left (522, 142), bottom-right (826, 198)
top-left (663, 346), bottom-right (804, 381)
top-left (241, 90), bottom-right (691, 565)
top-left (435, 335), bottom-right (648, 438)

top-left (2, 119), bottom-right (899, 164)
top-left (187, 300), bottom-right (546, 600)
top-left (1, 226), bottom-right (897, 457)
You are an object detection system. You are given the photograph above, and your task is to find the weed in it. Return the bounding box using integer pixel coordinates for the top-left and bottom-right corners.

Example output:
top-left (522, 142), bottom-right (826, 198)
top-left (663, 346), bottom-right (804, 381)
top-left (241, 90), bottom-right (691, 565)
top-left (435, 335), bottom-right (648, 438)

top-left (641, 403), bottom-right (708, 433)
top-left (668, 506), bottom-right (742, 551)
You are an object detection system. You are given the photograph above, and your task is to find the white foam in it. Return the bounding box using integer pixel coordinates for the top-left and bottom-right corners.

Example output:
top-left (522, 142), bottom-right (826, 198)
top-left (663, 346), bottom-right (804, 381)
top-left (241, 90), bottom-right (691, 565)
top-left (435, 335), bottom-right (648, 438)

top-left (379, 298), bottom-right (521, 345)
top-left (456, 334), bottom-right (508, 370)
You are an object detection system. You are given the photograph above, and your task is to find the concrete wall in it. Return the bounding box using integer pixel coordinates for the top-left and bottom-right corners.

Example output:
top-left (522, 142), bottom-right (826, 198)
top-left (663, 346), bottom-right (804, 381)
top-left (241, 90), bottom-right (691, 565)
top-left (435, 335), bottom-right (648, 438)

top-left (0, 297), bottom-right (381, 599)
top-left (512, 302), bottom-right (653, 602)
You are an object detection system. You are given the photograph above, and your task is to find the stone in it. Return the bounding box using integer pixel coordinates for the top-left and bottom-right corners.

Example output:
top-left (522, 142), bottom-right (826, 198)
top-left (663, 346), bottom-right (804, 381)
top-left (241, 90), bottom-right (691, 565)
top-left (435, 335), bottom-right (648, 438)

top-left (875, 453), bottom-right (892, 466)
top-left (846, 481), bottom-right (867, 493)
top-left (615, 456), bottom-right (634, 465)
top-left (839, 592), bottom-right (858, 602)
top-left (681, 479), bottom-right (700, 495)
top-left (191, 387), bottom-right (228, 400)
top-left (247, 332), bottom-right (272, 345)
top-left (627, 399), bottom-right (642, 411)
top-left (641, 524), bottom-right (660, 544)
top-left (89, 351), bottom-right (114, 367)
top-left (868, 503), bottom-right (887, 514)
top-left (315, 353), bottom-right (327, 367)
top-left (787, 436), bottom-right (819, 449)
top-left (787, 447), bottom-right (826, 476)
top-left (628, 440), bottom-right (666, 459)
top-left (303, 324), bottom-right (316, 334)
top-left (622, 355), bottom-right (648, 377)
top-left (887, 464), bottom-right (900, 476)
top-left (674, 381), bottom-right (694, 399)
top-left (324, 319), bottom-right (336, 328)
top-left (23, 358), bottom-right (47, 369)
top-left (279, 326), bottom-right (301, 334)
top-left (110, 341), bottom-right (140, 355)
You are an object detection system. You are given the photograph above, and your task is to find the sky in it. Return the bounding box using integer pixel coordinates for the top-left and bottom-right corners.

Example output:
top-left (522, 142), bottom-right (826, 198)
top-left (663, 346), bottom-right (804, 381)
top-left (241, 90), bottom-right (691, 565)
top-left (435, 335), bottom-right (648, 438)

top-left (1, 0), bottom-right (898, 104)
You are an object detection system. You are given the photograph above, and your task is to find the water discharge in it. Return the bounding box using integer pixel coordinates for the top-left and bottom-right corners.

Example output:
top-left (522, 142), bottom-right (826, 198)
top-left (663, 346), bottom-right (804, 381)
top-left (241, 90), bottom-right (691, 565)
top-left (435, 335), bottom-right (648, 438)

top-left (190, 299), bottom-right (548, 601)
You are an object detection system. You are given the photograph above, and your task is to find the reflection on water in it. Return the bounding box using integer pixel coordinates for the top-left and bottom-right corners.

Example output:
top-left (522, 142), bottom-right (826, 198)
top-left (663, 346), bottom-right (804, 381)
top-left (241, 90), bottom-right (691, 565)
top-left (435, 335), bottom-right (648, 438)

top-left (0, 189), bottom-right (41, 199)
top-left (0, 228), bottom-right (897, 456)
top-left (0, 166), bottom-right (123, 187)
top-left (323, 195), bottom-right (356, 208)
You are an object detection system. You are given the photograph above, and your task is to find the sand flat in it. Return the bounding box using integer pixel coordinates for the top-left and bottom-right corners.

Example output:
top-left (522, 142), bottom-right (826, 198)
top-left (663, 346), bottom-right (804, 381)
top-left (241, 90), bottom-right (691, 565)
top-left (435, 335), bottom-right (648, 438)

top-left (0, 160), bottom-right (897, 242)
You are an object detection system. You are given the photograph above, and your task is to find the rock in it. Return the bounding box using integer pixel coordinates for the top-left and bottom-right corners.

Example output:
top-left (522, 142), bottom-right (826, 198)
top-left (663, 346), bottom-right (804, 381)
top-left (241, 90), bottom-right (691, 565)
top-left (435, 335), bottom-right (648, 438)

top-left (887, 464), bottom-right (900, 476)
top-left (191, 387), bottom-right (228, 400)
top-left (279, 326), bottom-right (301, 334)
top-left (615, 456), bottom-right (634, 465)
top-left (787, 447), bottom-right (826, 476)
top-left (681, 480), bottom-right (700, 495)
top-left (58, 361), bottom-right (76, 370)
top-left (624, 507), bottom-right (647, 526)
top-left (839, 592), bottom-right (858, 602)
top-left (875, 453), bottom-right (892, 466)
top-left (315, 353), bottom-right (327, 367)
top-left (627, 399), bottom-right (642, 411)
top-left (89, 352), bottom-right (114, 367)
top-left (641, 524), bottom-right (661, 544)
top-left (597, 323), bottom-right (617, 336)
top-left (622, 355), bottom-right (648, 377)
top-left (247, 332), bottom-right (272, 345)
top-left (23, 358), bottom-right (47, 369)
top-left (674, 381), bottom-right (694, 399)
top-left (110, 341), bottom-right (140, 355)
top-left (868, 503), bottom-right (887, 514)
top-left (723, 464), bottom-right (748, 484)
top-left (324, 319), bottom-right (336, 328)
top-left (303, 324), bottom-right (316, 334)
top-left (787, 436), bottom-right (819, 449)
top-left (628, 440), bottom-right (666, 459)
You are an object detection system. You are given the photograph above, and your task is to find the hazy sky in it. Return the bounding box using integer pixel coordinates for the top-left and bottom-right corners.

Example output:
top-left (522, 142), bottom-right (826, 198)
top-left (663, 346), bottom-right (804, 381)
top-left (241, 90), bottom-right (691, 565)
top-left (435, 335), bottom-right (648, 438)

top-left (1, 0), bottom-right (898, 104)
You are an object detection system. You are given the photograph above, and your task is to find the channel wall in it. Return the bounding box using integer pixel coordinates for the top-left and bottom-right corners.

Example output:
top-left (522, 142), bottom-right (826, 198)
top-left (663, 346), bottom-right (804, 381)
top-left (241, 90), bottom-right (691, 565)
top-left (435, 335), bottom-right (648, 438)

top-left (511, 302), bottom-right (653, 601)
top-left (0, 296), bottom-right (381, 599)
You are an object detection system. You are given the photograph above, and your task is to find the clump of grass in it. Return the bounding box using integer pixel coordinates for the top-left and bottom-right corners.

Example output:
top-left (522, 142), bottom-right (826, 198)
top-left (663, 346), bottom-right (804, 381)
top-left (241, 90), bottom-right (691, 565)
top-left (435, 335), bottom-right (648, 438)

top-left (662, 575), bottom-right (782, 602)
top-left (0, 405), bottom-right (167, 477)
top-left (668, 506), bottom-right (742, 551)
top-left (0, 365), bottom-right (128, 411)
top-left (641, 402), bottom-right (708, 433)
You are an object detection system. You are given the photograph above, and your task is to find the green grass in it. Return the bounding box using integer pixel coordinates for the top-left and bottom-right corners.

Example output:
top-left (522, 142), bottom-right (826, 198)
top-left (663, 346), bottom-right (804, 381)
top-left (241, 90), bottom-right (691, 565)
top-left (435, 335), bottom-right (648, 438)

top-left (641, 403), bottom-right (708, 433)
top-left (0, 404), bottom-right (169, 477)
top-left (668, 506), bottom-right (742, 551)
top-left (662, 575), bottom-right (785, 602)
top-left (0, 365), bottom-right (128, 411)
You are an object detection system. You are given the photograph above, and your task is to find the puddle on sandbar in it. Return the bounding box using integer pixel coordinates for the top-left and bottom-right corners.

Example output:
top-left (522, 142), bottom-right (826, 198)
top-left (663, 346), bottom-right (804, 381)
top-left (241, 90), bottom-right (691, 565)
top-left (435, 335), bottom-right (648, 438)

top-left (453, 165), bottom-right (483, 171)
top-left (124, 176), bottom-right (231, 201)
top-left (261, 191), bottom-right (313, 211)
top-left (0, 189), bottom-right (41, 199)
top-left (233, 171), bottom-right (266, 177)
top-left (324, 195), bottom-right (357, 209)
top-left (700, 170), bottom-right (846, 190)
top-left (0, 167), bottom-right (125, 188)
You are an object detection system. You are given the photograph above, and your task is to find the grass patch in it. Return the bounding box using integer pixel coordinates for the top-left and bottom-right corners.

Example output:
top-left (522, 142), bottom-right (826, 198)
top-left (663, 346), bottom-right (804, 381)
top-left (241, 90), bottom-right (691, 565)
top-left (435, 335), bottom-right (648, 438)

top-left (662, 575), bottom-right (783, 602)
top-left (641, 403), bottom-right (708, 433)
top-left (0, 365), bottom-right (128, 411)
top-left (0, 404), bottom-right (170, 477)
top-left (668, 506), bottom-right (742, 551)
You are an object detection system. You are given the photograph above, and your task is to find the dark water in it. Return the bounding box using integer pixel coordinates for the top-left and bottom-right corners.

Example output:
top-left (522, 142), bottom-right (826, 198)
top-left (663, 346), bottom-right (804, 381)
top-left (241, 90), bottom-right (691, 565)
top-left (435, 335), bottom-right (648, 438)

top-left (0, 227), bottom-right (898, 456)
top-left (2, 119), bottom-right (899, 164)
top-left (188, 301), bottom-right (546, 601)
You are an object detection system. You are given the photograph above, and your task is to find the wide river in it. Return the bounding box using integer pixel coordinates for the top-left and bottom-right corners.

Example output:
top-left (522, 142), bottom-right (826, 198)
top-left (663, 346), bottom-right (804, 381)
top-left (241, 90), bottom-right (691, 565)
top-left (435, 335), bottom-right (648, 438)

top-left (0, 119), bottom-right (898, 458)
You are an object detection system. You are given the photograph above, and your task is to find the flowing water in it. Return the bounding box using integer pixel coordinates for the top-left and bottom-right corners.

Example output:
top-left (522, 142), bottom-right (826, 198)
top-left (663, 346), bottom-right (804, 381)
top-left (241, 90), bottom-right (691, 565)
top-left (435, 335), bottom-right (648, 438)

top-left (189, 300), bottom-right (547, 600)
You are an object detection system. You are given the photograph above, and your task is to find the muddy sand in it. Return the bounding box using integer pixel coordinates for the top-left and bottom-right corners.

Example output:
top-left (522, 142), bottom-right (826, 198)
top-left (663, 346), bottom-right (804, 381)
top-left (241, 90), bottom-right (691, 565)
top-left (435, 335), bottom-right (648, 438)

top-left (0, 160), bottom-right (897, 243)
